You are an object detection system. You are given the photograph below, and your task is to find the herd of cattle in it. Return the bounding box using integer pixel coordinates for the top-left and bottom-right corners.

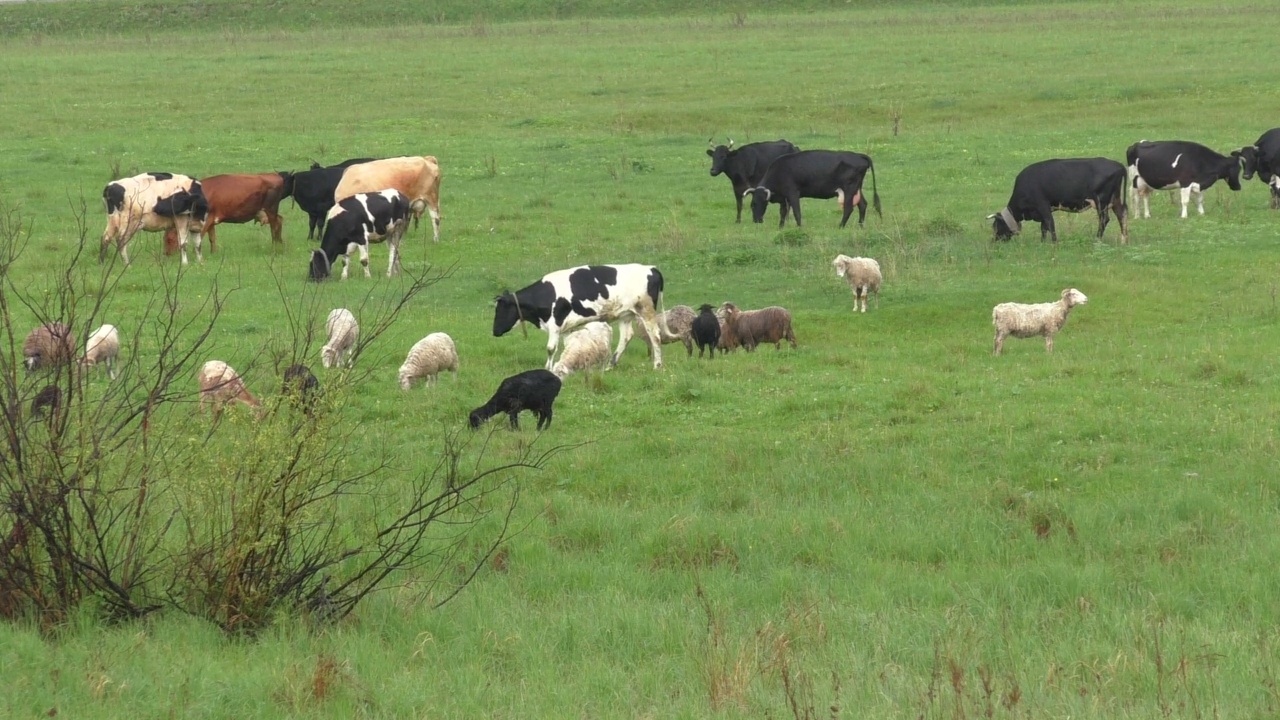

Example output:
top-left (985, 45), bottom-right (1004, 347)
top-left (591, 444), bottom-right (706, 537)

top-left (69, 126), bottom-right (1280, 427)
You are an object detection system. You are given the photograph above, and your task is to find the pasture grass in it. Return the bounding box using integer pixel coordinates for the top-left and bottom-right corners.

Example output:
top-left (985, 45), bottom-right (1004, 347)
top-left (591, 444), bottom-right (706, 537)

top-left (2, 0), bottom-right (1280, 717)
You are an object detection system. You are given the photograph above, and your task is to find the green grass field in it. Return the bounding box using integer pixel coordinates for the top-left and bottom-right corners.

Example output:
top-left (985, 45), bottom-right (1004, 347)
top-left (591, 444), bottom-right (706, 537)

top-left (2, 0), bottom-right (1280, 717)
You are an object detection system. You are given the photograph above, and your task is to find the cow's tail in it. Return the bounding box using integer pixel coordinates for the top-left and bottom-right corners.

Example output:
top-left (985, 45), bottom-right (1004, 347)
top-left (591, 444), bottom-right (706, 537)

top-left (868, 159), bottom-right (882, 218)
top-left (650, 267), bottom-right (672, 338)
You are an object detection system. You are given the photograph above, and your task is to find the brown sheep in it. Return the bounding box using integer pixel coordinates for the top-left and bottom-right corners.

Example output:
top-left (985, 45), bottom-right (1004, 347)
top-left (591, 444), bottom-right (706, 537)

top-left (23, 322), bottom-right (77, 371)
top-left (719, 303), bottom-right (797, 352)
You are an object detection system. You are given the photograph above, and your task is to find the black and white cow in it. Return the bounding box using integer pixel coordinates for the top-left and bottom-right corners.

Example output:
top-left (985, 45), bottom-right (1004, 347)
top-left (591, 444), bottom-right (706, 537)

top-left (100, 172), bottom-right (209, 265)
top-left (989, 158), bottom-right (1129, 244)
top-left (492, 264), bottom-right (669, 370)
top-left (1239, 128), bottom-right (1280, 209)
top-left (1126, 140), bottom-right (1242, 218)
top-left (744, 150), bottom-right (882, 228)
top-left (308, 189), bottom-right (412, 281)
top-left (285, 157), bottom-right (377, 240)
top-left (706, 138), bottom-right (800, 223)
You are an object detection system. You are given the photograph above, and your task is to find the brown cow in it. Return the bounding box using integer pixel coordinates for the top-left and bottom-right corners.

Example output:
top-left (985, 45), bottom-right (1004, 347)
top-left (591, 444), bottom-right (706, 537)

top-left (163, 172), bottom-right (293, 254)
top-left (334, 156), bottom-right (442, 242)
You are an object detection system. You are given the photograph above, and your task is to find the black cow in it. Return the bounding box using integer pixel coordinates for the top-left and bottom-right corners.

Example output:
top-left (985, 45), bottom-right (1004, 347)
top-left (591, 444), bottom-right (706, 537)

top-left (1239, 128), bottom-right (1280, 209)
top-left (469, 369), bottom-right (562, 431)
top-left (745, 150), bottom-right (882, 228)
top-left (308, 190), bottom-right (412, 281)
top-left (989, 158), bottom-right (1129, 244)
top-left (285, 157), bottom-right (376, 240)
top-left (1126, 140), bottom-right (1242, 219)
top-left (706, 139), bottom-right (800, 223)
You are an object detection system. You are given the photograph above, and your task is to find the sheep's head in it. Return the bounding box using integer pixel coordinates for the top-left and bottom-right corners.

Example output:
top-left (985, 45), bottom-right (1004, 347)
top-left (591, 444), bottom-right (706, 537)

top-left (832, 255), bottom-right (851, 277)
top-left (1062, 288), bottom-right (1088, 307)
top-left (719, 302), bottom-right (740, 323)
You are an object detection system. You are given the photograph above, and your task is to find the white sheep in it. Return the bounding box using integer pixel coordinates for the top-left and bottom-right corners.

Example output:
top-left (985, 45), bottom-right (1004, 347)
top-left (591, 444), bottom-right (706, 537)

top-left (399, 332), bottom-right (458, 389)
top-left (81, 324), bottom-right (120, 379)
top-left (197, 360), bottom-right (261, 416)
top-left (992, 288), bottom-right (1088, 355)
top-left (552, 322), bottom-right (613, 378)
top-left (321, 308), bottom-right (359, 369)
top-left (832, 255), bottom-right (882, 313)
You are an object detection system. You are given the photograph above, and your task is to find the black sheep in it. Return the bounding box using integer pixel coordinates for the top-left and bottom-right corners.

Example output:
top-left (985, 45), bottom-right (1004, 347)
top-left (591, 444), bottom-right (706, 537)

top-left (30, 385), bottom-right (62, 420)
top-left (690, 304), bottom-right (722, 359)
top-left (469, 370), bottom-right (562, 431)
top-left (282, 364), bottom-right (321, 414)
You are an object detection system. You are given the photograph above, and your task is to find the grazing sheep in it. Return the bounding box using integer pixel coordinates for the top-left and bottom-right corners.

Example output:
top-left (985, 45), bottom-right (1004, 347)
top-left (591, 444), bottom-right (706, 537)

top-left (282, 364), bottom-right (321, 414)
top-left (992, 288), bottom-right (1088, 355)
top-left (29, 385), bottom-right (62, 420)
top-left (23, 323), bottom-right (77, 371)
top-left (198, 360), bottom-right (261, 416)
top-left (690, 304), bottom-right (721, 359)
top-left (321, 309), bottom-right (358, 369)
top-left (469, 369), bottom-right (562, 431)
top-left (832, 255), bottom-right (882, 313)
top-left (398, 332), bottom-right (458, 389)
top-left (81, 324), bottom-right (120, 379)
top-left (635, 304), bottom-right (695, 358)
top-left (553, 322), bottom-right (613, 378)
top-left (719, 303), bottom-right (797, 352)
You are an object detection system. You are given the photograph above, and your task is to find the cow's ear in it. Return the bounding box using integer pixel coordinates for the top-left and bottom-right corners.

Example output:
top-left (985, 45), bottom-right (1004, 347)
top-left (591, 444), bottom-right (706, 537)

top-left (986, 213), bottom-right (997, 220)
top-left (706, 149), bottom-right (714, 158)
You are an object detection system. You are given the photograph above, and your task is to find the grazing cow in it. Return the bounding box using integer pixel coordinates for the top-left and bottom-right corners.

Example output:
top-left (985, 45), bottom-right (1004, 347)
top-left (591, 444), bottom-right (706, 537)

top-left (334, 156), bottom-right (442, 243)
top-left (1126, 140), bottom-right (1242, 218)
top-left (989, 158), bottom-right (1129, 244)
top-left (286, 158), bottom-right (376, 240)
top-left (1239, 128), bottom-right (1280, 209)
top-left (492, 264), bottom-right (669, 370)
top-left (308, 190), bottom-right (412, 281)
top-left (706, 138), bottom-right (800, 223)
top-left (100, 172), bottom-right (209, 265)
top-left (745, 150), bottom-right (882, 228)
top-left (162, 172), bottom-right (295, 254)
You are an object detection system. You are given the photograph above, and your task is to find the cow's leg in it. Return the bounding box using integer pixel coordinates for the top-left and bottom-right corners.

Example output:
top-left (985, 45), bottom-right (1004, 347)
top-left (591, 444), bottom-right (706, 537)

top-left (855, 191), bottom-right (868, 227)
top-left (1271, 180), bottom-right (1280, 209)
top-left (1192, 183), bottom-right (1205, 215)
top-left (636, 313), bottom-right (664, 369)
top-left (544, 328), bottom-right (561, 370)
top-left (734, 190), bottom-right (744, 223)
top-left (838, 189), bottom-right (855, 228)
top-left (611, 320), bottom-right (636, 368)
top-left (791, 198), bottom-right (803, 227)
top-left (191, 225), bottom-right (205, 264)
top-left (429, 206), bottom-right (441, 243)
top-left (1096, 202), bottom-right (1110, 238)
top-left (174, 220), bottom-right (192, 265)
top-left (267, 210), bottom-right (283, 244)
top-left (1178, 186), bottom-right (1192, 218)
top-left (340, 246), bottom-right (353, 280)
top-left (777, 201), bottom-right (791, 228)
top-left (1115, 198), bottom-right (1129, 244)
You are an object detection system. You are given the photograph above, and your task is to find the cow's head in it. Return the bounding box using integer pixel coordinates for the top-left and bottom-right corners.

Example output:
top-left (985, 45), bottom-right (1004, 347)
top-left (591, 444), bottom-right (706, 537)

top-left (706, 140), bottom-right (735, 177)
top-left (277, 171), bottom-right (296, 199)
top-left (1238, 146), bottom-right (1259, 180)
top-left (745, 187), bottom-right (772, 223)
top-left (493, 292), bottom-right (523, 337)
top-left (987, 208), bottom-right (1019, 241)
top-left (1226, 150), bottom-right (1244, 190)
top-left (308, 249), bottom-right (332, 282)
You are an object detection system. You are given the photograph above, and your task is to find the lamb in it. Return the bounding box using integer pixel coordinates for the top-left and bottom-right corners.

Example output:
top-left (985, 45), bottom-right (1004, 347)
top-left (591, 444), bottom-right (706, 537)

top-left (992, 288), bottom-right (1088, 355)
top-left (552, 322), bottom-right (613, 378)
top-left (80, 324), bottom-right (120, 379)
top-left (29, 385), bottom-right (62, 421)
top-left (23, 322), bottom-right (77, 371)
top-left (832, 255), bottom-right (882, 313)
top-left (321, 309), bottom-right (358, 369)
top-left (469, 369), bottom-right (562, 431)
top-left (197, 360), bottom-right (261, 416)
top-left (690, 304), bottom-right (721, 359)
top-left (635, 304), bottom-right (695, 358)
top-left (282, 364), bottom-right (321, 414)
top-left (398, 332), bottom-right (458, 389)
top-left (719, 303), bottom-right (797, 352)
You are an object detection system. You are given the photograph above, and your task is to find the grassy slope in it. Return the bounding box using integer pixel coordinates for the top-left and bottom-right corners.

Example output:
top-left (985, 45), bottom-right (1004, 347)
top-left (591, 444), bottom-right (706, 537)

top-left (2, 1), bottom-right (1280, 717)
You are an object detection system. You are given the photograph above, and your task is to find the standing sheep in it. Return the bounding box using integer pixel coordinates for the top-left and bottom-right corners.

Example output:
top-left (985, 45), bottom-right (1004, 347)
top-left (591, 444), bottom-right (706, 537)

top-left (719, 303), bottom-right (797, 352)
top-left (469, 370), bottom-right (562, 431)
top-left (832, 255), bottom-right (882, 313)
top-left (81, 324), bottom-right (121, 379)
top-left (398, 332), bottom-right (458, 389)
top-left (552, 322), bottom-right (613, 378)
top-left (635, 304), bottom-right (695, 358)
top-left (992, 288), bottom-right (1088, 355)
top-left (690, 304), bottom-right (721, 359)
top-left (322, 309), bottom-right (358, 369)
top-left (23, 322), bottom-right (77, 371)
top-left (198, 360), bottom-right (261, 416)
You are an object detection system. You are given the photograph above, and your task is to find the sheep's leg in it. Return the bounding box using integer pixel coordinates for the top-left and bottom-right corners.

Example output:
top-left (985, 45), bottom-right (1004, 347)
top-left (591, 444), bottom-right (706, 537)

top-left (507, 410), bottom-right (520, 430)
top-left (538, 407), bottom-right (552, 430)
top-left (993, 330), bottom-right (1006, 355)
top-left (1045, 334), bottom-right (1054, 353)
